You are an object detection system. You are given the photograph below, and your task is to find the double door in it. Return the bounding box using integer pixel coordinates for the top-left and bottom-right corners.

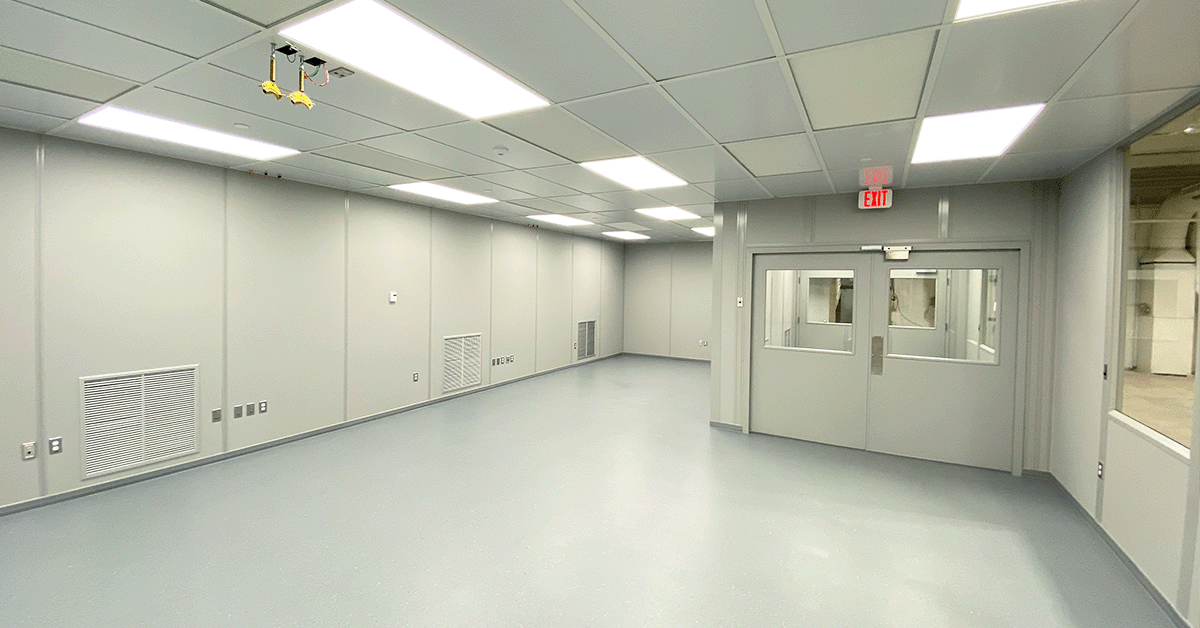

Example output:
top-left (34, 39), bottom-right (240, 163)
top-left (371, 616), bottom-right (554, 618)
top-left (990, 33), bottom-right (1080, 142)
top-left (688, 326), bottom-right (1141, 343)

top-left (750, 250), bottom-right (1020, 471)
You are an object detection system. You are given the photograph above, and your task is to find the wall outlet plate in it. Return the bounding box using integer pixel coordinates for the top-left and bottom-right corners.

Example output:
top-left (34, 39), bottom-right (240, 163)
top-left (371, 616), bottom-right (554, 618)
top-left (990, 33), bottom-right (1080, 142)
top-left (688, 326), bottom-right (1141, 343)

top-left (246, 403), bottom-right (256, 416)
top-left (413, 372), bottom-right (419, 382)
top-left (21, 442), bottom-right (35, 460)
top-left (233, 405), bottom-right (243, 419)
top-left (259, 401), bottom-right (268, 414)
top-left (48, 437), bottom-right (63, 455)
top-left (212, 408), bottom-right (222, 423)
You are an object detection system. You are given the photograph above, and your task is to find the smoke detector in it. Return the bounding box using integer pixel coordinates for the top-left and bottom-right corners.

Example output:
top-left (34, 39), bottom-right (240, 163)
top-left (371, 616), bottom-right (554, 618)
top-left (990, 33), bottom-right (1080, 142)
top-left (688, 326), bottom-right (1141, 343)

top-left (493, 145), bottom-right (509, 157)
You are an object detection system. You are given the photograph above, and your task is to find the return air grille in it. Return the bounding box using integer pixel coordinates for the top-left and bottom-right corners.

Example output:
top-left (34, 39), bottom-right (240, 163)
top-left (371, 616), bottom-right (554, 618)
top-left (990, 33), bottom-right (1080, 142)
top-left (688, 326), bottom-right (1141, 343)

top-left (577, 320), bottom-right (596, 360)
top-left (81, 365), bottom-right (199, 479)
top-left (443, 333), bottom-right (482, 393)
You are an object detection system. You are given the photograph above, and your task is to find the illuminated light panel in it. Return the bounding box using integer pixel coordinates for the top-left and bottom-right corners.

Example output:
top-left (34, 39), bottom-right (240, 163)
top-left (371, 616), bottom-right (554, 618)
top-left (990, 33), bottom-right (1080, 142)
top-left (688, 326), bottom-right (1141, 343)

top-left (528, 214), bottom-right (593, 227)
top-left (581, 156), bottom-right (687, 190)
top-left (603, 231), bottom-right (651, 240)
top-left (911, 104), bottom-right (1044, 164)
top-left (281, 0), bottom-right (548, 119)
top-left (693, 227), bottom-right (716, 237)
top-left (955, 0), bottom-right (1079, 21)
top-left (390, 182), bottom-right (497, 205)
top-left (635, 206), bottom-right (701, 221)
top-left (78, 107), bottom-right (298, 161)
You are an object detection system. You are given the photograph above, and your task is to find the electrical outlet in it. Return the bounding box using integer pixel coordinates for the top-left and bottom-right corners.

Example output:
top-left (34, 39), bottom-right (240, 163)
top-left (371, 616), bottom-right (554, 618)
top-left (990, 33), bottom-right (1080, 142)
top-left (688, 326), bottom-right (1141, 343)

top-left (233, 405), bottom-right (244, 419)
top-left (507, 355), bottom-right (514, 363)
top-left (246, 402), bottom-right (256, 416)
top-left (259, 401), bottom-right (268, 414)
top-left (212, 408), bottom-right (222, 423)
top-left (48, 437), bottom-right (63, 455)
top-left (413, 372), bottom-right (419, 382)
top-left (1097, 461), bottom-right (1104, 479)
top-left (21, 442), bottom-right (35, 461)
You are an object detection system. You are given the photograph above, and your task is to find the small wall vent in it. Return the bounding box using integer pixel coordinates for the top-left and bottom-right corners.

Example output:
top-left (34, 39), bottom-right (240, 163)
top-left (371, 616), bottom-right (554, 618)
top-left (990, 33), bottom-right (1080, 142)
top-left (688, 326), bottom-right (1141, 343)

top-left (577, 321), bottom-right (596, 360)
top-left (80, 365), bottom-right (199, 479)
top-left (443, 333), bottom-right (483, 393)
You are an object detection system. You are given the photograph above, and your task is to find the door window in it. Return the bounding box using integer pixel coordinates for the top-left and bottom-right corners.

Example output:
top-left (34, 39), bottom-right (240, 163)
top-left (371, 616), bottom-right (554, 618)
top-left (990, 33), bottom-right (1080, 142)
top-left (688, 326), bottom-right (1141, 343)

top-left (888, 268), bottom-right (1000, 364)
top-left (764, 269), bottom-right (854, 353)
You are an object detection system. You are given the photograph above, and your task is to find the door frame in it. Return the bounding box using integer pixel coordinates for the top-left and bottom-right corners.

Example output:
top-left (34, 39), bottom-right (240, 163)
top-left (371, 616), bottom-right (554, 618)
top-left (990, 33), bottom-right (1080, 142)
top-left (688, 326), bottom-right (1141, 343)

top-left (737, 240), bottom-right (1033, 476)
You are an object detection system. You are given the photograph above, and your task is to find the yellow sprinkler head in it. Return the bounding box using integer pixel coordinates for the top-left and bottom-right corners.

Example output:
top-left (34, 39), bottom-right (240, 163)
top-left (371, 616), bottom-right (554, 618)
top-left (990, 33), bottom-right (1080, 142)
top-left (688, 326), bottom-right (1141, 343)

top-left (289, 90), bottom-right (314, 110)
top-left (260, 80), bottom-right (283, 100)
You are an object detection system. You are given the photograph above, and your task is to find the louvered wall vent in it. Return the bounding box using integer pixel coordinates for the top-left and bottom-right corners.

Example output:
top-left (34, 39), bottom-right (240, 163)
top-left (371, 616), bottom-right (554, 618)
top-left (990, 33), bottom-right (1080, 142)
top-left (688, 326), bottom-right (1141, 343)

top-left (577, 321), bottom-right (596, 360)
top-left (443, 333), bottom-right (483, 393)
top-left (80, 365), bottom-right (199, 479)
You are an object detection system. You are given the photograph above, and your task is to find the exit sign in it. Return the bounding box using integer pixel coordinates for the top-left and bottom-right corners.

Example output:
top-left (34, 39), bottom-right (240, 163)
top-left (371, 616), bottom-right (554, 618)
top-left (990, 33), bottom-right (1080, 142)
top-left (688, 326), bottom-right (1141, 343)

top-left (859, 189), bottom-right (892, 209)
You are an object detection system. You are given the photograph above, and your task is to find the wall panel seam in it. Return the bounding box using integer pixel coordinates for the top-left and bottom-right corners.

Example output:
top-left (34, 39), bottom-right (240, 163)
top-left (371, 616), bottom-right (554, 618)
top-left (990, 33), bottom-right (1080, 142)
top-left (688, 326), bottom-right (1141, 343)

top-left (34, 136), bottom-right (46, 497)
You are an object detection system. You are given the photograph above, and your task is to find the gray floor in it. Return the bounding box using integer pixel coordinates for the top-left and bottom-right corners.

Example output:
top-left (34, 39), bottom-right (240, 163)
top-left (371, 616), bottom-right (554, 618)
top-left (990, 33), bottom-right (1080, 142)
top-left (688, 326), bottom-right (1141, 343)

top-left (0, 355), bottom-right (1176, 627)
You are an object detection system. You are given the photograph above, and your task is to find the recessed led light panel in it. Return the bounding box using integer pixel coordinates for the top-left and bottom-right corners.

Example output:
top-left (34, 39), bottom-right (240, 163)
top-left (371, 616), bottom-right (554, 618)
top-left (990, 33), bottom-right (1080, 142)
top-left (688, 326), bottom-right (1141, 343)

top-left (603, 231), bottom-right (652, 240)
top-left (390, 182), bottom-right (497, 204)
top-left (528, 214), bottom-right (593, 227)
top-left (911, 104), bottom-right (1044, 164)
top-left (582, 156), bottom-right (687, 190)
top-left (692, 227), bottom-right (716, 237)
top-left (78, 107), bottom-right (299, 161)
top-left (955, 0), bottom-right (1079, 21)
top-left (281, 0), bottom-right (548, 119)
top-left (635, 206), bottom-right (701, 221)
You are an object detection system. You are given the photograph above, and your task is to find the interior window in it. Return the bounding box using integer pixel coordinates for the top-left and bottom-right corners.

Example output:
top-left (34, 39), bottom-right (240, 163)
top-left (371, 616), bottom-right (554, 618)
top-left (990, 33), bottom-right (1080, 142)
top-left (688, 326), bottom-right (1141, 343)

top-left (888, 268), bottom-right (1000, 364)
top-left (764, 270), bottom-right (854, 353)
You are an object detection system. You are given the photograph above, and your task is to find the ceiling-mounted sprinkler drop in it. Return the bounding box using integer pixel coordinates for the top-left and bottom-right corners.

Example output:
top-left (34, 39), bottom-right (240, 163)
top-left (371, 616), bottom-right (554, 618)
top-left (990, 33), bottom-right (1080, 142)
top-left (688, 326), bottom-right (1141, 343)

top-left (289, 57), bottom-right (315, 110)
top-left (259, 44), bottom-right (283, 100)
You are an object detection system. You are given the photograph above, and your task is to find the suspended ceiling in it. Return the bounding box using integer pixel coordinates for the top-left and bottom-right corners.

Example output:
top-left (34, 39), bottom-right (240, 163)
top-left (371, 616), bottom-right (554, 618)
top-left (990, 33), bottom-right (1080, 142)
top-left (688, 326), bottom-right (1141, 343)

top-left (1, 0), bottom-right (1198, 241)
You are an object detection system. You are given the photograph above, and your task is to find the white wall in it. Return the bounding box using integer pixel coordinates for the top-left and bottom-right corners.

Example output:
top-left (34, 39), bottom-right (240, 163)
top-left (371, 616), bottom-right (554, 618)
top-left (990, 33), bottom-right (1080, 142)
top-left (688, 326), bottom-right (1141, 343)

top-left (623, 242), bottom-right (713, 360)
top-left (0, 128), bottom-right (624, 511)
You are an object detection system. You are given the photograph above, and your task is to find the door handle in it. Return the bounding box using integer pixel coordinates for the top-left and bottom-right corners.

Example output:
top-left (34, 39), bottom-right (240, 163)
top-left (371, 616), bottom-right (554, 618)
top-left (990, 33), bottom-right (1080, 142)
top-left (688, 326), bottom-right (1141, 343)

top-left (871, 336), bottom-right (884, 375)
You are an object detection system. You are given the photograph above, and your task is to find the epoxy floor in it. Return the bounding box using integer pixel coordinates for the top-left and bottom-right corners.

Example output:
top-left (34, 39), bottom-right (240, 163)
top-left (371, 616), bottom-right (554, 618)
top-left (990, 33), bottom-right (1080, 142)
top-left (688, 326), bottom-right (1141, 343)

top-left (0, 355), bottom-right (1176, 627)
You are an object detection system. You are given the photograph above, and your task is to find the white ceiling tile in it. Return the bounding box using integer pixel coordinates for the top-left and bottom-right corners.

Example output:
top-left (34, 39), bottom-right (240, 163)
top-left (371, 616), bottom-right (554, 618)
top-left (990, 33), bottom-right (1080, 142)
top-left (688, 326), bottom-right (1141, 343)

top-left (418, 122), bottom-right (569, 169)
top-left (725, 134), bottom-right (820, 177)
top-left (490, 201), bottom-right (543, 215)
top-left (681, 202), bottom-right (715, 217)
top-left (767, 0), bottom-right (948, 54)
top-left (984, 148), bottom-right (1100, 182)
top-left (363, 133), bottom-right (509, 175)
top-left (1010, 89), bottom-right (1195, 154)
top-left (927, 0), bottom-right (1138, 115)
top-left (525, 165), bottom-right (627, 194)
top-left (757, 172), bottom-right (833, 197)
top-left (606, 221), bottom-right (653, 232)
top-left (487, 107), bottom-right (633, 162)
top-left (156, 64), bottom-right (399, 142)
top-left (275, 153), bottom-right (403, 186)
top-left (204, 0), bottom-right (325, 25)
top-left (0, 47), bottom-right (137, 103)
top-left (478, 170), bottom-right (579, 197)
top-left (213, 45), bottom-right (467, 131)
top-left (512, 197), bottom-right (583, 213)
top-left (1064, 0), bottom-right (1200, 100)
top-left (0, 104), bottom-right (67, 133)
top-left (829, 169), bottom-right (862, 193)
top-left (0, 82), bottom-right (98, 119)
top-left (791, 30), bottom-right (934, 130)
top-left (593, 189), bottom-right (664, 209)
top-left (700, 178), bottom-right (772, 201)
top-left (436, 176), bottom-right (534, 201)
top-left (29, 0), bottom-right (258, 58)
top-left (573, 0), bottom-right (773, 79)
top-left (646, 146), bottom-right (751, 182)
top-left (566, 87), bottom-right (713, 154)
top-left (644, 185), bottom-right (715, 206)
top-left (906, 159), bottom-right (992, 188)
top-left (547, 194), bottom-right (625, 212)
top-left (384, 0), bottom-right (645, 102)
top-left (239, 161), bottom-right (380, 190)
top-left (664, 61), bottom-right (807, 142)
top-left (317, 144), bottom-right (460, 179)
top-left (118, 87), bottom-right (342, 151)
top-left (814, 120), bottom-right (915, 171)
top-left (0, 0), bottom-right (190, 82)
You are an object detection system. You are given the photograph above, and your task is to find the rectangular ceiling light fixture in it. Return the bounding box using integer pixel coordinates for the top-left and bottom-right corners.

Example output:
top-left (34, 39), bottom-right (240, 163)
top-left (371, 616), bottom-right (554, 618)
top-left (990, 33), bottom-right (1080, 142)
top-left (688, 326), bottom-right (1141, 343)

top-left (582, 156), bottom-right (687, 190)
top-left (692, 227), bottom-right (716, 237)
top-left (603, 231), bottom-right (651, 240)
top-left (390, 182), bottom-right (497, 204)
top-left (281, 0), bottom-right (548, 119)
top-left (955, 0), bottom-right (1079, 21)
top-left (911, 103), bottom-right (1044, 164)
top-left (636, 206), bottom-right (701, 221)
top-left (528, 214), bottom-right (593, 227)
top-left (78, 107), bottom-right (299, 161)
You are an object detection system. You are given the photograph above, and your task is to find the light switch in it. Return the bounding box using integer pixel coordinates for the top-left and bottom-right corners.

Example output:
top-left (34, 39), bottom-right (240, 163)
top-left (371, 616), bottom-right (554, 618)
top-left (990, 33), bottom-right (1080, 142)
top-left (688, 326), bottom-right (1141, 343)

top-left (389, 291), bottom-right (398, 304)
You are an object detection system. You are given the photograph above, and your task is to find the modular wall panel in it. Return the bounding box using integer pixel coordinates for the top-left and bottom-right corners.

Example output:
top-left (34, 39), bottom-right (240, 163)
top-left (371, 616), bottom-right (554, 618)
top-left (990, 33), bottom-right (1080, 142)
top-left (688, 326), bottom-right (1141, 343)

top-left (40, 140), bottom-right (225, 492)
top-left (948, 182), bottom-right (1039, 240)
top-left (0, 129), bottom-right (39, 505)
top-left (670, 243), bottom-right (714, 360)
top-left (573, 238), bottom-right (603, 361)
top-left (430, 211), bottom-right (493, 394)
top-left (537, 230), bottom-right (574, 371)
top-left (490, 222), bottom-right (537, 383)
top-left (600, 242), bottom-right (626, 357)
top-left (624, 245), bottom-right (672, 356)
top-left (226, 175), bottom-right (346, 449)
top-left (347, 194), bottom-right (431, 419)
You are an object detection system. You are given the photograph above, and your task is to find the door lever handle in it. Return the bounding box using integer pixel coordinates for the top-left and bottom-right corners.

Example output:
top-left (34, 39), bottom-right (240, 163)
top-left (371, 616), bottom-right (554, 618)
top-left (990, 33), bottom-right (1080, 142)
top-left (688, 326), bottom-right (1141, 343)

top-left (871, 336), bottom-right (884, 375)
